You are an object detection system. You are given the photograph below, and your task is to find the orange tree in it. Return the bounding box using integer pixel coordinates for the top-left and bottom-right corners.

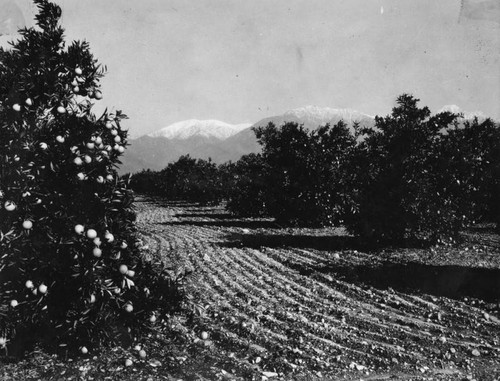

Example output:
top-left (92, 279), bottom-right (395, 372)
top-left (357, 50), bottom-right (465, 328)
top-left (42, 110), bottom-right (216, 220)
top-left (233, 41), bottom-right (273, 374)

top-left (344, 94), bottom-right (498, 242)
top-left (436, 117), bottom-right (500, 232)
top-left (162, 155), bottom-right (223, 205)
top-left (226, 153), bottom-right (269, 217)
top-left (249, 121), bottom-right (356, 226)
top-left (128, 169), bottom-right (165, 197)
top-left (130, 155), bottom-right (226, 205)
top-left (0, 0), bottom-right (179, 355)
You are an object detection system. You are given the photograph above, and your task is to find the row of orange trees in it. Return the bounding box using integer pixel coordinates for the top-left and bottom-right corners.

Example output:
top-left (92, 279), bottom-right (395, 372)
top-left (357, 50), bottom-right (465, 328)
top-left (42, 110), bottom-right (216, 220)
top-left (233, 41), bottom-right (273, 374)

top-left (130, 94), bottom-right (500, 242)
top-left (130, 155), bottom-right (231, 205)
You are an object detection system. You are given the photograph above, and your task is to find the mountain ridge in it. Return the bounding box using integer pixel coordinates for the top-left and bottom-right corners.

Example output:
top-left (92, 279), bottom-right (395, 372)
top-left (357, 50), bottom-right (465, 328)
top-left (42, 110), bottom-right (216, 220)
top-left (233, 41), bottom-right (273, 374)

top-left (120, 105), bottom-right (491, 174)
top-left (437, 105), bottom-right (486, 120)
top-left (147, 119), bottom-right (252, 140)
top-left (284, 105), bottom-right (374, 120)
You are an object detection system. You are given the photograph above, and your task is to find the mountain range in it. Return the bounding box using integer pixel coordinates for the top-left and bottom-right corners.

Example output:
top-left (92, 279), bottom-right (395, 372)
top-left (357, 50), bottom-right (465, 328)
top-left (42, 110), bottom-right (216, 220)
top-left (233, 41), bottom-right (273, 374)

top-left (119, 105), bottom-right (487, 174)
top-left (148, 119), bottom-right (251, 140)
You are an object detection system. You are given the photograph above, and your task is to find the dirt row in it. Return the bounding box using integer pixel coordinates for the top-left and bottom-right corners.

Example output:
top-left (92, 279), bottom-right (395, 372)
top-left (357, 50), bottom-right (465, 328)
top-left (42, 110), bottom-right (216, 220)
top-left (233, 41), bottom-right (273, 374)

top-left (136, 198), bottom-right (500, 380)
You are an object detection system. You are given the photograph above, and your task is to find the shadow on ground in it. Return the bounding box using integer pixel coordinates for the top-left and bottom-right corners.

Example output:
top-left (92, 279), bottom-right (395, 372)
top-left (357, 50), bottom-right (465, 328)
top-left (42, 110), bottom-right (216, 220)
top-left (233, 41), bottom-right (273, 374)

top-left (162, 220), bottom-right (280, 229)
top-left (221, 232), bottom-right (500, 302)
top-left (220, 232), bottom-right (427, 251)
top-left (313, 262), bottom-right (500, 302)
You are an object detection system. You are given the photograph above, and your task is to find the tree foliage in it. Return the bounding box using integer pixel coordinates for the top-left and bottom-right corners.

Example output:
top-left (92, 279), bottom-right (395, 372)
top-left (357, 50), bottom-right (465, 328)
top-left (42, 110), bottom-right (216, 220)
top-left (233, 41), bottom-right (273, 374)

top-left (345, 94), bottom-right (500, 241)
top-left (130, 94), bottom-right (499, 242)
top-left (251, 121), bottom-right (357, 225)
top-left (225, 153), bottom-right (268, 217)
top-left (0, 0), bottom-right (180, 355)
top-left (130, 155), bottom-right (224, 205)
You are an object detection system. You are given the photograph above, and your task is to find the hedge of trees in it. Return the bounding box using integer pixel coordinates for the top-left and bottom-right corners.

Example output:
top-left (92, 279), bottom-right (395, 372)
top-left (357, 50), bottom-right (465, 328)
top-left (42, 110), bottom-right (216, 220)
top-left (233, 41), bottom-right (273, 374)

top-left (129, 155), bottom-right (227, 205)
top-left (130, 95), bottom-right (499, 242)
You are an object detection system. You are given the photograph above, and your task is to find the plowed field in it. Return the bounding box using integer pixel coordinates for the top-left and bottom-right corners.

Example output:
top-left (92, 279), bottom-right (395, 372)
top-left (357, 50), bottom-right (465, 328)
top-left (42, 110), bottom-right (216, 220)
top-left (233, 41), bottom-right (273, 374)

top-left (136, 197), bottom-right (500, 381)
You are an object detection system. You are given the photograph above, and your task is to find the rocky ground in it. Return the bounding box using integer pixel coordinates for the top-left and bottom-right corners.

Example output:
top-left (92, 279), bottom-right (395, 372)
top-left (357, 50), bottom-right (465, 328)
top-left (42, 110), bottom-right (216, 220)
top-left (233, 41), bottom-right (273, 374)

top-left (1, 197), bottom-right (499, 380)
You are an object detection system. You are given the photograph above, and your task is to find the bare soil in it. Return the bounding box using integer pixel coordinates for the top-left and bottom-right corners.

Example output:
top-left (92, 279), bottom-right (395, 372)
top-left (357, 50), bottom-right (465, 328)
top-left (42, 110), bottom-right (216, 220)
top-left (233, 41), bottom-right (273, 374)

top-left (2, 197), bottom-right (499, 380)
top-left (136, 198), bottom-right (500, 380)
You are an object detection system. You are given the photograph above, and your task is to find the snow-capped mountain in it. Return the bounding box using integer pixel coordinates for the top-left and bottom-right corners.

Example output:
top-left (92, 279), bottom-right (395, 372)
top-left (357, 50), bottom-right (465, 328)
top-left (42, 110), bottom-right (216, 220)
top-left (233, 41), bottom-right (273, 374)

top-left (252, 105), bottom-right (375, 132)
top-left (284, 105), bottom-right (374, 123)
top-left (119, 104), bottom-right (494, 174)
top-left (120, 119), bottom-right (254, 174)
top-left (437, 105), bottom-right (486, 121)
top-left (120, 107), bottom-right (376, 174)
top-left (148, 119), bottom-right (251, 140)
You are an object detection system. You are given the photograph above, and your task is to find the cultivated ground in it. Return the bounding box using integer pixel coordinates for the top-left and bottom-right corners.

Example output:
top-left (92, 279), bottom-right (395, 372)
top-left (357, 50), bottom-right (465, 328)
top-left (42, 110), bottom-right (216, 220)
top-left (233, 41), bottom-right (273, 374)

top-left (2, 197), bottom-right (500, 380)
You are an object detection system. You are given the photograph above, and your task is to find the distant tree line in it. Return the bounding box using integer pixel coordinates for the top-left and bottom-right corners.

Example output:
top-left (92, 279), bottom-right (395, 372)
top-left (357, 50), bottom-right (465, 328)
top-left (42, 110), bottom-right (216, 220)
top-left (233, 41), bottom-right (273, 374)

top-left (129, 155), bottom-right (229, 205)
top-left (127, 94), bottom-right (500, 242)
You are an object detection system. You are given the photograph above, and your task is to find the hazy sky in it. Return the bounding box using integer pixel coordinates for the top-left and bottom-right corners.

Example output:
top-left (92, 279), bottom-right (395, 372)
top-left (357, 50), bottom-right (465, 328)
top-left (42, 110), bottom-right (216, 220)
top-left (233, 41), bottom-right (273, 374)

top-left (1, 0), bottom-right (499, 137)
